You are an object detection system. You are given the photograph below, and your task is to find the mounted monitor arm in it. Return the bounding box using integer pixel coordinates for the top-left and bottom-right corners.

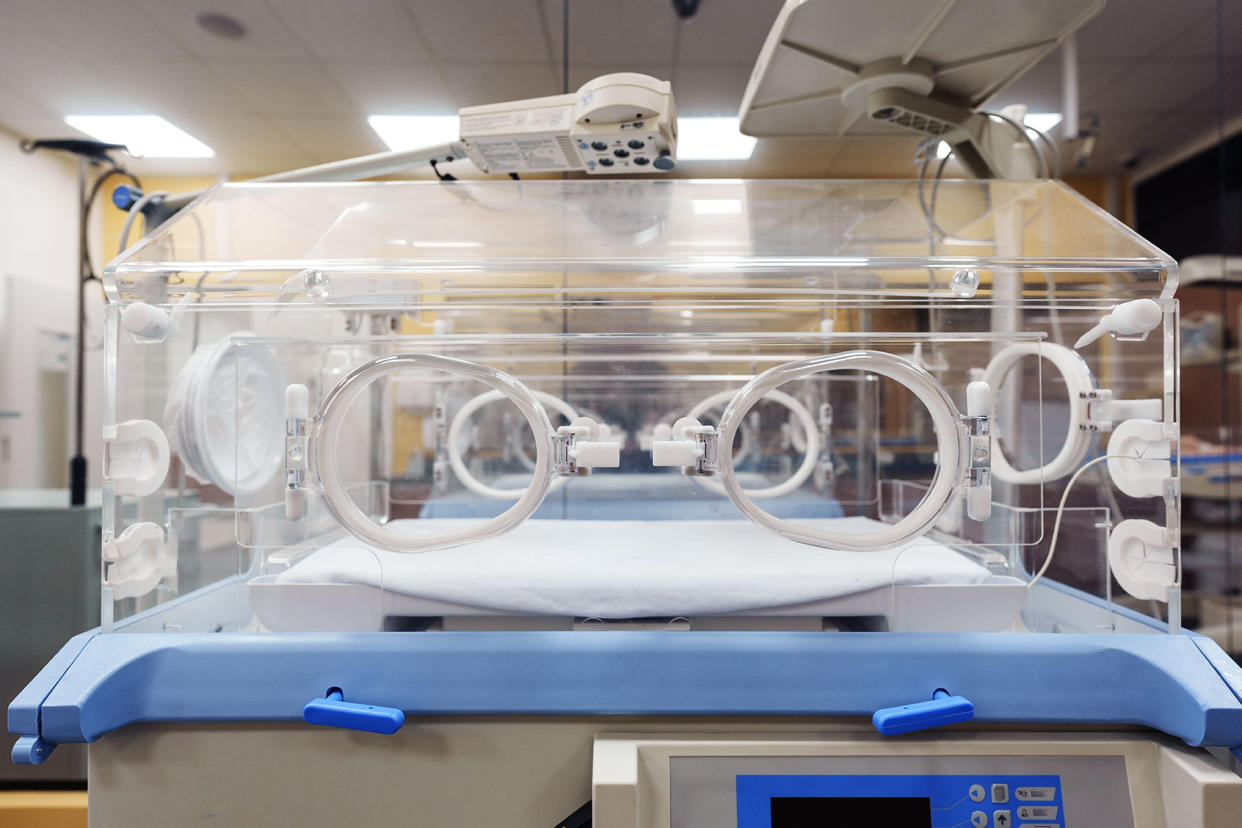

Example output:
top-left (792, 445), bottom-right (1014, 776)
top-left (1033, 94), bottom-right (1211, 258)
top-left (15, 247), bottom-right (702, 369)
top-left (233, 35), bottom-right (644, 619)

top-left (136, 73), bottom-right (677, 233)
top-left (737, 0), bottom-right (1103, 181)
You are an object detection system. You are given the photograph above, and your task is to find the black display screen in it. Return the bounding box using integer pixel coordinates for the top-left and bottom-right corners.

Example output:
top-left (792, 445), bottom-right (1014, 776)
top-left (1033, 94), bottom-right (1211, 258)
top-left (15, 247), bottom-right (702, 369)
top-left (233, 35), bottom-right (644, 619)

top-left (770, 796), bottom-right (932, 826)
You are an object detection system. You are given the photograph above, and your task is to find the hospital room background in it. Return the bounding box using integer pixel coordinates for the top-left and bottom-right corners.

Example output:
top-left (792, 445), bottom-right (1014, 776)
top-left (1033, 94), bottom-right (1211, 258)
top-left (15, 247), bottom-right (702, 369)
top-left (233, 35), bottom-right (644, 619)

top-left (1, 1), bottom-right (1241, 826)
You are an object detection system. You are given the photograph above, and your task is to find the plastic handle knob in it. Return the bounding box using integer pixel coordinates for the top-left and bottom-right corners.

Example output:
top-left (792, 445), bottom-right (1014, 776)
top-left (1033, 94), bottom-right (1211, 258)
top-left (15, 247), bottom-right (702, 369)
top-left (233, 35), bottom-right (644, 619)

top-left (302, 690), bottom-right (405, 735)
top-left (872, 692), bottom-right (974, 736)
top-left (11, 735), bottom-right (55, 765)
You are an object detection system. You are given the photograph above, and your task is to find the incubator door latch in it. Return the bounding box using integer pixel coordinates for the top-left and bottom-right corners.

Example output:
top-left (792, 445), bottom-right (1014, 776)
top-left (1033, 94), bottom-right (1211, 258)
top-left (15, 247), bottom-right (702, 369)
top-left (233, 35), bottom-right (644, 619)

top-left (651, 416), bottom-right (719, 476)
top-left (962, 381), bottom-right (992, 522)
top-left (1080, 389), bottom-right (1163, 432)
top-left (554, 417), bottom-right (621, 476)
top-left (285, 384), bottom-right (311, 521)
top-left (103, 521), bottom-right (176, 600)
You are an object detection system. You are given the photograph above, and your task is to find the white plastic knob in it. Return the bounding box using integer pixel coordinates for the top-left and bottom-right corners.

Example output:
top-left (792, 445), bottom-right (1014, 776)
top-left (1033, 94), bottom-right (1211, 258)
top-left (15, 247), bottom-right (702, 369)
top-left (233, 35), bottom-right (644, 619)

top-left (286, 383), bottom-right (309, 419)
top-left (652, 440), bottom-right (702, 467)
top-left (121, 302), bottom-right (173, 341)
top-left (966, 486), bottom-right (992, 521)
top-left (966, 380), bottom-right (992, 418)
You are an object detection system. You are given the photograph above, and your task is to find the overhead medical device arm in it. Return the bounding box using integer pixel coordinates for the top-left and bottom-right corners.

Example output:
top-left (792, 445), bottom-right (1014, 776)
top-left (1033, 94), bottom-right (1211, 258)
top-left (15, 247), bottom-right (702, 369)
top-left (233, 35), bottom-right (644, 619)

top-left (151, 142), bottom-right (468, 220)
top-left (135, 73), bottom-right (678, 232)
top-left (738, 0), bottom-right (1103, 179)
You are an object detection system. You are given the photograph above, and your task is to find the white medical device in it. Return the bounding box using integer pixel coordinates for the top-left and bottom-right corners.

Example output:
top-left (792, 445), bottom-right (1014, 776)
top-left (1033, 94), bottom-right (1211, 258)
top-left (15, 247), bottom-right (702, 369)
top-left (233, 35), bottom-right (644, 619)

top-left (738, 0), bottom-right (1103, 177)
top-left (145, 73), bottom-right (677, 226)
top-left (458, 73), bottom-right (677, 175)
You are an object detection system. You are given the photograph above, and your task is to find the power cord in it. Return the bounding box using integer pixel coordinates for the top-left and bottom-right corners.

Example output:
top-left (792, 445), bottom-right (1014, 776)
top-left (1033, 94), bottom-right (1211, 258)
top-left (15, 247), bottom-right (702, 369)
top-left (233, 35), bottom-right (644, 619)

top-left (1027, 453), bottom-right (1135, 589)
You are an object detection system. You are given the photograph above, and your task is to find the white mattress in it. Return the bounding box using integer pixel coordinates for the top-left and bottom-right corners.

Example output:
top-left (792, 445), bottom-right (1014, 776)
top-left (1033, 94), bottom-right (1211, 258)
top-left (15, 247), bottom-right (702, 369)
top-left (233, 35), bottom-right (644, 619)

top-left (272, 517), bottom-right (990, 617)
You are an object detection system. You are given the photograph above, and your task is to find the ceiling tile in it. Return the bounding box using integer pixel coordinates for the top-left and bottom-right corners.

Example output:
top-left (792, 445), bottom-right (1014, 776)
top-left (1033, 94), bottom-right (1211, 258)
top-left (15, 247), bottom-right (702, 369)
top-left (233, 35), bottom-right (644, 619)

top-left (409, 0), bottom-right (551, 62)
top-left (0, 111), bottom-right (83, 144)
top-left (1157, 10), bottom-right (1242, 59)
top-left (988, 53), bottom-right (1133, 116)
top-left (324, 62), bottom-right (456, 113)
top-left (1088, 59), bottom-right (1220, 115)
top-left (129, 0), bottom-right (310, 60)
top-left (105, 60), bottom-right (248, 115)
top-left (673, 63), bottom-right (755, 115)
top-left (266, 0), bottom-right (432, 62)
top-left (271, 116), bottom-right (388, 161)
top-left (1074, 0), bottom-right (1216, 59)
top-left (539, 0), bottom-right (677, 65)
top-left (6, 0), bottom-right (189, 61)
top-left (1076, 113), bottom-right (1162, 168)
top-left (443, 61), bottom-right (560, 108)
top-left (166, 114), bottom-right (297, 158)
top-left (223, 150), bottom-right (316, 177)
top-left (209, 60), bottom-right (359, 116)
top-left (674, 0), bottom-right (785, 64)
top-left (0, 60), bottom-right (137, 115)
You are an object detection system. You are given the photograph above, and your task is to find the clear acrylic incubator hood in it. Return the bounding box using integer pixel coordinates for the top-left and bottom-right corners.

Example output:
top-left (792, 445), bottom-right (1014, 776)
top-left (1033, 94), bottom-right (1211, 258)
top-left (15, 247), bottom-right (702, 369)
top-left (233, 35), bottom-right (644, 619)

top-left (95, 177), bottom-right (1180, 636)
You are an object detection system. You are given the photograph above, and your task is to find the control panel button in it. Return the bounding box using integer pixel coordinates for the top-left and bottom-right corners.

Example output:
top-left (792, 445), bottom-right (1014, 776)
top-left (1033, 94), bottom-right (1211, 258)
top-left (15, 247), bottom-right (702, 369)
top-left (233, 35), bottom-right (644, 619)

top-left (1016, 805), bottom-right (1058, 820)
top-left (627, 139), bottom-right (645, 149)
top-left (613, 148), bottom-right (630, 158)
top-left (590, 141), bottom-right (608, 151)
top-left (633, 156), bottom-right (650, 166)
top-left (991, 783), bottom-right (1008, 804)
top-left (970, 810), bottom-right (987, 828)
top-left (992, 810), bottom-right (1011, 828)
top-left (597, 157), bottom-right (614, 167)
top-left (969, 784), bottom-right (985, 802)
top-left (1015, 786), bottom-right (1056, 801)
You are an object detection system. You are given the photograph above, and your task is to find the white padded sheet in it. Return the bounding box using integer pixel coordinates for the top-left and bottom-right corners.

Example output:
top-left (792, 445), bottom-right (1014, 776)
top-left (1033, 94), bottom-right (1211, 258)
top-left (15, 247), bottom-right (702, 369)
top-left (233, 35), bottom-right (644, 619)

top-left (273, 517), bottom-right (989, 617)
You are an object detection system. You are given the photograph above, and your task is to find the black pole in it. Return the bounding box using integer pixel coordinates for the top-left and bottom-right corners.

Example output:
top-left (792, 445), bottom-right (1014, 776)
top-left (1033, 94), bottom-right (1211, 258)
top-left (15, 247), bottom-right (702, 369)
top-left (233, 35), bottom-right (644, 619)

top-left (20, 139), bottom-right (129, 506)
top-left (70, 155), bottom-right (88, 506)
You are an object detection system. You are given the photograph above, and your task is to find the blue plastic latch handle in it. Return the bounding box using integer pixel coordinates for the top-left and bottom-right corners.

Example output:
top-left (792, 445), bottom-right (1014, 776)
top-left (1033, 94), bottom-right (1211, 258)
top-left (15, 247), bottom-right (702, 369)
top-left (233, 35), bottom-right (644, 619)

top-left (12, 735), bottom-right (55, 765)
top-left (302, 689), bottom-right (405, 735)
top-left (872, 690), bottom-right (975, 736)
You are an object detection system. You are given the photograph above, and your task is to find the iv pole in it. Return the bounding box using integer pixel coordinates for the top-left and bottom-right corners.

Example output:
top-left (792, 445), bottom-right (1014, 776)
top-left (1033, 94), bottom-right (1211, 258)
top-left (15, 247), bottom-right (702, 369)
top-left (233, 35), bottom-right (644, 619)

top-left (19, 138), bottom-right (132, 506)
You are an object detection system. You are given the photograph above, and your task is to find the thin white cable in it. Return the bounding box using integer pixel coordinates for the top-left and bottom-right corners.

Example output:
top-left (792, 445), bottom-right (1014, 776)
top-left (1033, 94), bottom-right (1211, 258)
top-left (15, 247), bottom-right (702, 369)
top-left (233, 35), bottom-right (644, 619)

top-left (448, 389), bottom-right (578, 500)
top-left (314, 354), bottom-right (554, 552)
top-left (983, 343), bottom-right (1095, 484)
top-left (716, 350), bottom-right (964, 552)
top-left (1026, 453), bottom-right (1121, 589)
top-left (686, 388), bottom-right (819, 499)
top-left (118, 190), bottom-right (170, 255)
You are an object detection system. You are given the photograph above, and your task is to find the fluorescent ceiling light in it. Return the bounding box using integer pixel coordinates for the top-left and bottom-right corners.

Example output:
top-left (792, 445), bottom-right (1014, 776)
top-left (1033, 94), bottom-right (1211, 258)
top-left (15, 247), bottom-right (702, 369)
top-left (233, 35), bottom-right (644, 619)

top-left (1025, 112), bottom-right (1063, 134)
top-left (677, 117), bottom-right (757, 161)
top-left (368, 115), bottom-right (459, 151)
top-left (64, 115), bottom-right (214, 158)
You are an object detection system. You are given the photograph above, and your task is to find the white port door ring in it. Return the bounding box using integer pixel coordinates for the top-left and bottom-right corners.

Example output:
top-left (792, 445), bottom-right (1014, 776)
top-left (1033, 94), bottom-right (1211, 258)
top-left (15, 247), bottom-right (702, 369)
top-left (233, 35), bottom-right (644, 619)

top-left (983, 343), bottom-right (1095, 485)
top-left (313, 354), bottom-right (555, 552)
top-left (716, 350), bottom-right (964, 552)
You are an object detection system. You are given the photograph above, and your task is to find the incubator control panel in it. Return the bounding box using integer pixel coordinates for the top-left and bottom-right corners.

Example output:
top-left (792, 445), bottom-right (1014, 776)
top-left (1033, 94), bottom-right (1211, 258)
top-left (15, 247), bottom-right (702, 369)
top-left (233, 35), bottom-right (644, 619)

top-left (736, 774), bottom-right (1063, 827)
top-left (663, 755), bottom-right (1133, 828)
